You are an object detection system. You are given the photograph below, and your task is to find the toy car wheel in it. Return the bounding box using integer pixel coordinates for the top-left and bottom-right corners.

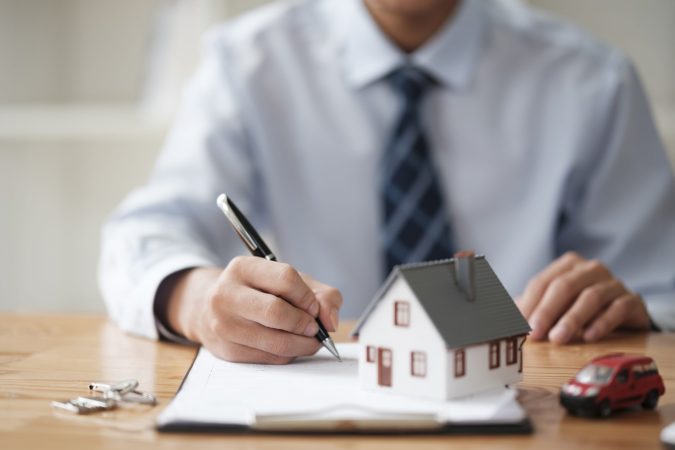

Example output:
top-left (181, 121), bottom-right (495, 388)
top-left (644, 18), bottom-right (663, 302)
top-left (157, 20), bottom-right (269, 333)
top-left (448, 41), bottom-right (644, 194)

top-left (598, 399), bottom-right (612, 418)
top-left (642, 390), bottom-right (659, 410)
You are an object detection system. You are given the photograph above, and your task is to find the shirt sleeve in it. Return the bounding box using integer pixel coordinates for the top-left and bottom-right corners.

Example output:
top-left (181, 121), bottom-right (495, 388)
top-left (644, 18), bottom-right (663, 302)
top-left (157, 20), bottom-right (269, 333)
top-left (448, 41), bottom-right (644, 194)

top-left (555, 53), bottom-right (675, 331)
top-left (98, 31), bottom-right (263, 339)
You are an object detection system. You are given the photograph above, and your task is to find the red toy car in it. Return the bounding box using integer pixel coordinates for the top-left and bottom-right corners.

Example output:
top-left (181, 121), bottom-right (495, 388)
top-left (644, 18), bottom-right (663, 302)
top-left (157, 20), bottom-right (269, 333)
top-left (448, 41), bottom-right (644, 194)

top-left (560, 353), bottom-right (665, 417)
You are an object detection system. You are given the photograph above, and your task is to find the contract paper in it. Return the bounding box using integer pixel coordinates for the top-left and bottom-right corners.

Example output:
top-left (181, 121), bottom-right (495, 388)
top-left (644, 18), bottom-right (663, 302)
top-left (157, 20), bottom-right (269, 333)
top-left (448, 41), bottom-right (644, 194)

top-left (157, 344), bottom-right (527, 431)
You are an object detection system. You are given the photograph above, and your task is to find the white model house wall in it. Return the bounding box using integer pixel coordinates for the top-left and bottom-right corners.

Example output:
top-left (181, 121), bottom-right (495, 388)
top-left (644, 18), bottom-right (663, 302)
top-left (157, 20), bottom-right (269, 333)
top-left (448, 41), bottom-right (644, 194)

top-left (358, 278), bottom-right (448, 400)
top-left (445, 336), bottom-right (526, 398)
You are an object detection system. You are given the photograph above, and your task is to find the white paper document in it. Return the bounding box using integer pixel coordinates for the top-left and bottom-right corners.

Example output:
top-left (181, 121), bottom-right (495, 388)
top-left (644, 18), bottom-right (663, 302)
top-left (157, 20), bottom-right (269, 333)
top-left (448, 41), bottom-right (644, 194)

top-left (157, 344), bottom-right (528, 432)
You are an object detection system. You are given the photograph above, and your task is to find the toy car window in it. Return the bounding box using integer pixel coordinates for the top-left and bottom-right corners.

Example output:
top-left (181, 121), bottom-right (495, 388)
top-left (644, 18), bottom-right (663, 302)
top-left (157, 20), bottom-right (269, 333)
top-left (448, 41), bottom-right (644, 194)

top-left (633, 365), bottom-right (644, 378)
top-left (616, 369), bottom-right (629, 384)
top-left (575, 364), bottom-right (614, 385)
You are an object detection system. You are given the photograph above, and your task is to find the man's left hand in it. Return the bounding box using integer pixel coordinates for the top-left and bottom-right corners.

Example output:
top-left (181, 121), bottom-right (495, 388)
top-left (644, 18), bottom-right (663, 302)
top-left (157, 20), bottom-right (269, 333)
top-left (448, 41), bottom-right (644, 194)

top-left (516, 252), bottom-right (651, 344)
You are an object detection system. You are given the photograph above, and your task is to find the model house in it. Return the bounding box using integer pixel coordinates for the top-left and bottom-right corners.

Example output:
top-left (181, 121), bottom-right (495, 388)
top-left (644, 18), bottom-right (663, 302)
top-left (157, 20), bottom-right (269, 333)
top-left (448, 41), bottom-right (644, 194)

top-left (351, 252), bottom-right (531, 401)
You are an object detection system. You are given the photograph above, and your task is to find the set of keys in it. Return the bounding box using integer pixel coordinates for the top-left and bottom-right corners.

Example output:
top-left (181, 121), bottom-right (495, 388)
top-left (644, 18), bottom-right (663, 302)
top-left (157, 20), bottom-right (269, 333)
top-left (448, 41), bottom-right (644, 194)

top-left (51, 379), bottom-right (157, 414)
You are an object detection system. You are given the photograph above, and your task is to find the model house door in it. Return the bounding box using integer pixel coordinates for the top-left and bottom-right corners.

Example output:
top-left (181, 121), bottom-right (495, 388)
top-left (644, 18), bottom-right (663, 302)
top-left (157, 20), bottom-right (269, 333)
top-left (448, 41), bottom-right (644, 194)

top-left (378, 347), bottom-right (392, 387)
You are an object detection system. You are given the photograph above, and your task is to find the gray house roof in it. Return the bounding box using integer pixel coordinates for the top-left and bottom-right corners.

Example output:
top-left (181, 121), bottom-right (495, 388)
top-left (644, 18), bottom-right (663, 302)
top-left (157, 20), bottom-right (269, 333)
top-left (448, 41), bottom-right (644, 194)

top-left (351, 256), bottom-right (531, 349)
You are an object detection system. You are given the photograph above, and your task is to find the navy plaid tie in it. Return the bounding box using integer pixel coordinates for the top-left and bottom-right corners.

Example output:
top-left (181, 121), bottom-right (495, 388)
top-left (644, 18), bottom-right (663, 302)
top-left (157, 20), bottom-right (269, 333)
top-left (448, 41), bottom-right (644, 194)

top-left (380, 66), bottom-right (454, 277)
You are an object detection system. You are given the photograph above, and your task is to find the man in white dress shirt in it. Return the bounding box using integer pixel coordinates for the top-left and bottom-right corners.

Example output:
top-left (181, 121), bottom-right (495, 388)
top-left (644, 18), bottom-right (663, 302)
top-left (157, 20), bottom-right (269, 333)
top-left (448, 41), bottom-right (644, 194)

top-left (99, 0), bottom-right (675, 363)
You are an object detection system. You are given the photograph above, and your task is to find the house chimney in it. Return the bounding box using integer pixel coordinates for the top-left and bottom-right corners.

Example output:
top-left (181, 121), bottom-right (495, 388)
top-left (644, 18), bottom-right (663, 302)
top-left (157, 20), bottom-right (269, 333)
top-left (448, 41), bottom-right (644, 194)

top-left (454, 251), bottom-right (476, 302)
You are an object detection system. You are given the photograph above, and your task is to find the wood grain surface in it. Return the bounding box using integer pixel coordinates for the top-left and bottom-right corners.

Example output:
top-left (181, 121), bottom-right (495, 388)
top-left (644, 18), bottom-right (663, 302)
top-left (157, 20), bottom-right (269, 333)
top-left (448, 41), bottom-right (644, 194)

top-left (1, 313), bottom-right (673, 449)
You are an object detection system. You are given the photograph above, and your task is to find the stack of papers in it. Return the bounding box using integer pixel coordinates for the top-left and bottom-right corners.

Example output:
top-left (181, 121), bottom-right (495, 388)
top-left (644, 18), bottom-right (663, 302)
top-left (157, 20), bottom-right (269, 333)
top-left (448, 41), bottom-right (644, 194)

top-left (157, 344), bottom-right (530, 433)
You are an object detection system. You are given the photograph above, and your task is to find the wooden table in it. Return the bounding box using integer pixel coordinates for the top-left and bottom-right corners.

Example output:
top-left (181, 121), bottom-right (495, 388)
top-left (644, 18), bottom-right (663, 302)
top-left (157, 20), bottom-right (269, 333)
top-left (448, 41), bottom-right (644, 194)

top-left (1, 314), bottom-right (674, 449)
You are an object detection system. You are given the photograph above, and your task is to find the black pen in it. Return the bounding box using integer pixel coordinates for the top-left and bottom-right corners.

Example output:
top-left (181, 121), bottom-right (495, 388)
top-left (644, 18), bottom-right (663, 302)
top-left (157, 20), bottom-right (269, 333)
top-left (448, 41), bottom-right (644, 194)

top-left (216, 194), bottom-right (341, 361)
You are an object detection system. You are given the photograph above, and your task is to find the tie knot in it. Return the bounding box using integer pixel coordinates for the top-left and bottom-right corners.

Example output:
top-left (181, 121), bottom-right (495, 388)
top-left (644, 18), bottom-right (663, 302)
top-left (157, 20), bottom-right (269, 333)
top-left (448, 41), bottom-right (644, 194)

top-left (388, 66), bottom-right (435, 103)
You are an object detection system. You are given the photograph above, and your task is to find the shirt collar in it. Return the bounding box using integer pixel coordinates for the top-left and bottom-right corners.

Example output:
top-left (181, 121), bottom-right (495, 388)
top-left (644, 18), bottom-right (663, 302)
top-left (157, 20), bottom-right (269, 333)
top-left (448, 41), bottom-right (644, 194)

top-left (335, 0), bottom-right (486, 90)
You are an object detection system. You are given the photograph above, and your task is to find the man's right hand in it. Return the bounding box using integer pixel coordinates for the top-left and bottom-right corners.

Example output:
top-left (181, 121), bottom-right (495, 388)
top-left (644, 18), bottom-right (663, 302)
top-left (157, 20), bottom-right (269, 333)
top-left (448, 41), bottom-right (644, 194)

top-left (159, 256), bottom-right (343, 364)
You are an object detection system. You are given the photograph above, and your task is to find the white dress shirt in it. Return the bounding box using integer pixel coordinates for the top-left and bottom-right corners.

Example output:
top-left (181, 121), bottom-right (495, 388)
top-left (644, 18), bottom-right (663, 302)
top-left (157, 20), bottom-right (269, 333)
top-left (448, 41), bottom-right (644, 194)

top-left (99, 0), bottom-right (675, 338)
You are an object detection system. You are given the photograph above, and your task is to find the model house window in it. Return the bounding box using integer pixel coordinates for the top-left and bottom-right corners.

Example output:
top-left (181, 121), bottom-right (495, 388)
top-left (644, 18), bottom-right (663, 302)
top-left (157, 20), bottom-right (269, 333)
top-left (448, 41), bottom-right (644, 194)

top-left (394, 301), bottom-right (410, 327)
top-left (506, 338), bottom-right (517, 365)
top-left (410, 351), bottom-right (427, 377)
top-left (366, 346), bottom-right (376, 363)
top-left (454, 349), bottom-right (466, 378)
top-left (489, 341), bottom-right (500, 369)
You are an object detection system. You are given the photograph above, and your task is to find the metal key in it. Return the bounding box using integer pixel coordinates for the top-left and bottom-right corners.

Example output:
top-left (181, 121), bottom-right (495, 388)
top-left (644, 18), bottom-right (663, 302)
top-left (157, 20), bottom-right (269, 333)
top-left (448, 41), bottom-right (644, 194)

top-left (90, 379), bottom-right (157, 406)
top-left (53, 379), bottom-right (156, 414)
top-left (51, 396), bottom-right (116, 415)
top-left (89, 379), bottom-right (139, 396)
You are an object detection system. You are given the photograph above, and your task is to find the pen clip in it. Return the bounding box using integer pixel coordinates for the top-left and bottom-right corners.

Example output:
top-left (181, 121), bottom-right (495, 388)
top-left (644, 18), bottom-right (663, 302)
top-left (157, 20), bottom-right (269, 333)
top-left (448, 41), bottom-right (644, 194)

top-left (217, 194), bottom-right (260, 254)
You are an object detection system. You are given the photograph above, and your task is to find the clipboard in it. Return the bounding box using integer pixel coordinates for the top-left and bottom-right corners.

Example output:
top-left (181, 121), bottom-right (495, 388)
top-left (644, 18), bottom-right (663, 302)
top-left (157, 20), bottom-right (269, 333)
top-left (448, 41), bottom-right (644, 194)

top-left (156, 344), bottom-right (532, 434)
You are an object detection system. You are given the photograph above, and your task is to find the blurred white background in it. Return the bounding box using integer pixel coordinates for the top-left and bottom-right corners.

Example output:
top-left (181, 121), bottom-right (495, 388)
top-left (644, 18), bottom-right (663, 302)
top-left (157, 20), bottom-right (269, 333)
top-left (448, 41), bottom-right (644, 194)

top-left (0, 0), bottom-right (673, 313)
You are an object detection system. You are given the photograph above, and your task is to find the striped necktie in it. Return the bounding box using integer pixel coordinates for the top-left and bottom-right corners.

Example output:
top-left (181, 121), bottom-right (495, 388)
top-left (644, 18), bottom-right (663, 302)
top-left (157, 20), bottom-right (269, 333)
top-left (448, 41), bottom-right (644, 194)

top-left (380, 66), bottom-right (454, 277)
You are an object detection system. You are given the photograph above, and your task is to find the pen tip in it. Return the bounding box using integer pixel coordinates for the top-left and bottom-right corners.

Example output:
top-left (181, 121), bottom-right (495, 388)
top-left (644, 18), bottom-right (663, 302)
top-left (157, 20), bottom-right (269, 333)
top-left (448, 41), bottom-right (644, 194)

top-left (323, 338), bottom-right (341, 361)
